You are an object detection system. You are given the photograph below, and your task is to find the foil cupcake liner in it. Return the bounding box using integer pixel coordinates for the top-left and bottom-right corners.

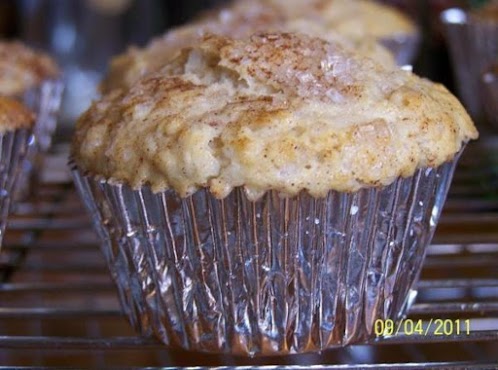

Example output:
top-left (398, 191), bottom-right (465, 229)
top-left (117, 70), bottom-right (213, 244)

top-left (441, 8), bottom-right (498, 120)
top-left (14, 79), bottom-right (64, 201)
top-left (482, 69), bottom-right (498, 130)
top-left (380, 32), bottom-right (421, 66)
top-left (72, 155), bottom-right (460, 356)
top-left (0, 129), bottom-right (32, 246)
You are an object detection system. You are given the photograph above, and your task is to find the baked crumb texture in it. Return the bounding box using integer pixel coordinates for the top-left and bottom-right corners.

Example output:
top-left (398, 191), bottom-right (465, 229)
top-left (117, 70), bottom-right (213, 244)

top-left (0, 41), bottom-right (59, 96)
top-left (74, 33), bottom-right (478, 200)
top-left (0, 96), bottom-right (35, 133)
top-left (101, 0), bottom-right (414, 93)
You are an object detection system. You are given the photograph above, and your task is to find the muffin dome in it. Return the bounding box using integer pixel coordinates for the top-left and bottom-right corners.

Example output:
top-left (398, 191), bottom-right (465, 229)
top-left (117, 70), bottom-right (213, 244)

top-left (74, 32), bottom-right (477, 200)
top-left (100, 1), bottom-right (400, 93)
top-left (0, 41), bottom-right (59, 96)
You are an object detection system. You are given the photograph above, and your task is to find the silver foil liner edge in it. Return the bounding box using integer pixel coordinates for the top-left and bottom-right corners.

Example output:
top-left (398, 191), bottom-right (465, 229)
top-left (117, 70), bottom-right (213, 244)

top-left (23, 79), bottom-right (64, 152)
top-left (72, 155), bottom-right (460, 356)
top-left (0, 129), bottom-right (31, 246)
top-left (15, 79), bottom-right (64, 201)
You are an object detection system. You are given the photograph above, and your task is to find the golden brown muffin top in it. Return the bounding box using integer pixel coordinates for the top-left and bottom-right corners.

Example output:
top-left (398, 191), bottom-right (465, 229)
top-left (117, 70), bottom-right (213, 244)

top-left (74, 33), bottom-right (477, 200)
top-left (0, 96), bottom-right (35, 133)
top-left (0, 41), bottom-right (59, 96)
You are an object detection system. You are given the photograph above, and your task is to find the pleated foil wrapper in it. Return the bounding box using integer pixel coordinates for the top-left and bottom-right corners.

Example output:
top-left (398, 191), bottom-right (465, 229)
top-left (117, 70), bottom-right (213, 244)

top-left (380, 32), bottom-right (421, 67)
top-left (0, 129), bottom-right (32, 246)
top-left (72, 155), bottom-right (460, 356)
top-left (482, 68), bottom-right (498, 130)
top-left (441, 8), bottom-right (498, 120)
top-left (23, 79), bottom-right (64, 152)
top-left (15, 79), bottom-right (64, 201)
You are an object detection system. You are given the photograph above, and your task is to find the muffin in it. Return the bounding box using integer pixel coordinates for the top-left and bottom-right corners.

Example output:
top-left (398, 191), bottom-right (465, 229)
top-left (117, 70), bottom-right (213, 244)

top-left (0, 41), bottom-right (63, 199)
top-left (304, 0), bottom-right (415, 40)
top-left (441, 3), bottom-right (498, 120)
top-left (101, 0), bottom-right (412, 93)
top-left (214, 0), bottom-right (419, 65)
top-left (72, 32), bottom-right (477, 355)
top-left (317, 0), bottom-right (420, 65)
top-left (0, 97), bottom-right (35, 246)
top-left (0, 41), bottom-right (59, 97)
top-left (224, 0), bottom-right (419, 65)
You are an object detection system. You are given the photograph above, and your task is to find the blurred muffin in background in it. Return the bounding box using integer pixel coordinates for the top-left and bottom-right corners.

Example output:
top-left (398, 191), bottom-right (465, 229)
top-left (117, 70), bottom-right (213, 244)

top-left (0, 41), bottom-right (63, 199)
top-left (254, 0), bottom-right (416, 40)
top-left (222, 0), bottom-right (419, 65)
top-left (0, 41), bottom-right (59, 97)
top-left (0, 96), bottom-right (35, 132)
top-left (0, 40), bottom-right (62, 150)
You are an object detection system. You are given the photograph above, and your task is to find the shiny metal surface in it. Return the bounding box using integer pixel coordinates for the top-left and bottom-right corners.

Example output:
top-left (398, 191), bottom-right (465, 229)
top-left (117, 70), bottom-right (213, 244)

top-left (14, 79), bottom-right (64, 202)
top-left (0, 140), bottom-right (498, 367)
top-left (72, 159), bottom-right (459, 355)
top-left (23, 79), bottom-right (64, 153)
top-left (0, 128), bottom-right (31, 247)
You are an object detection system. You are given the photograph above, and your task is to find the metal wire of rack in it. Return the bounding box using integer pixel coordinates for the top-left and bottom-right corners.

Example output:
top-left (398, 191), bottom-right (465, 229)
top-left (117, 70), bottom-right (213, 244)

top-left (1, 140), bottom-right (498, 369)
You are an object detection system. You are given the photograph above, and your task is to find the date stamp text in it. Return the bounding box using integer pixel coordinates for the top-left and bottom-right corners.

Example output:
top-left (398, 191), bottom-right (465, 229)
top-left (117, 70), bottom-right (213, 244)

top-left (374, 319), bottom-right (471, 337)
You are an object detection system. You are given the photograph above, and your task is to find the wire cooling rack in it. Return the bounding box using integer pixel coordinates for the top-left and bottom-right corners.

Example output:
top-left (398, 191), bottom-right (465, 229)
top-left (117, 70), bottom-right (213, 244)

top-left (1, 140), bottom-right (498, 369)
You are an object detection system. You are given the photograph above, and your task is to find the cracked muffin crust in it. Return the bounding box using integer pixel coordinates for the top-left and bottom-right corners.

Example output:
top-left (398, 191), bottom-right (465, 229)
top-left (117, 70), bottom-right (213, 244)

top-left (0, 41), bottom-right (59, 97)
top-left (100, 1), bottom-right (398, 93)
top-left (74, 32), bottom-right (477, 201)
